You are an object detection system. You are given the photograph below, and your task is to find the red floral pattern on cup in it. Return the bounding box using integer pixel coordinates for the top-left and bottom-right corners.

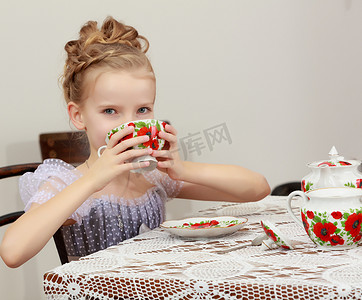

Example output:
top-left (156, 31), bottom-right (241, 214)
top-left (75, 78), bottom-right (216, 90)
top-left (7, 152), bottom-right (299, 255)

top-left (265, 229), bottom-right (277, 242)
top-left (344, 213), bottom-right (362, 237)
top-left (121, 122), bottom-right (135, 141)
top-left (108, 122), bottom-right (136, 142)
top-left (137, 125), bottom-right (160, 150)
top-left (105, 120), bottom-right (166, 151)
top-left (261, 221), bottom-right (292, 249)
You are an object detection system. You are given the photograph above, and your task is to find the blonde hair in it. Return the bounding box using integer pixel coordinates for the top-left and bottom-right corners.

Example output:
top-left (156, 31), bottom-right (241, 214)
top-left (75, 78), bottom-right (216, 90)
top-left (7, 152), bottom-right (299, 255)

top-left (62, 16), bottom-right (154, 104)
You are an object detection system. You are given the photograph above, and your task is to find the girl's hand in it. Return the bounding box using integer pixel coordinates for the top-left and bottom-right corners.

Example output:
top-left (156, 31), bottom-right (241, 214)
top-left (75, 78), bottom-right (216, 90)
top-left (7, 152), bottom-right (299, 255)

top-left (151, 124), bottom-right (185, 180)
top-left (86, 126), bottom-right (152, 192)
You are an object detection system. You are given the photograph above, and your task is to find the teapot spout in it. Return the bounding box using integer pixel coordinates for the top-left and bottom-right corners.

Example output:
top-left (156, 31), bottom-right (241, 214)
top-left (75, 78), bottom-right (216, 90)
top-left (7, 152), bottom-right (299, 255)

top-left (315, 165), bottom-right (334, 189)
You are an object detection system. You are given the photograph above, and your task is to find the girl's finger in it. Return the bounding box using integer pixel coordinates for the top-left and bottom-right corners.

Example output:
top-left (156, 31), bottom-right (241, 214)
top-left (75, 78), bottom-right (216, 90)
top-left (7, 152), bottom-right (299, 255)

top-left (112, 135), bottom-right (150, 153)
top-left (158, 130), bottom-right (177, 145)
top-left (164, 124), bottom-right (177, 135)
top-left (151, 150), bottom-right (173, 160)
top-left (107, 126), bottom-right (135, 148)
top-left (118, 148), bottom-right (153, 163)
top-left (157, 160), bottom-right (173, 169)
top-left (122, 160), bottom-right (151, 172)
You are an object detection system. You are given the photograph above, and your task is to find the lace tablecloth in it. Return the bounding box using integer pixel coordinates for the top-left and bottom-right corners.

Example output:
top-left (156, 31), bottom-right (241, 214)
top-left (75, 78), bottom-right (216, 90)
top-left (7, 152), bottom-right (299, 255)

top-left (43, 196), bottom-right (362, 299)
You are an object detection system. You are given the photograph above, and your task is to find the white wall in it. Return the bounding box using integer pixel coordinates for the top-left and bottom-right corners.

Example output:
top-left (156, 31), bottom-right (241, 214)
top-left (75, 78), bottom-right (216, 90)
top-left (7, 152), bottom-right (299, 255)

top-left (1, 1), bottom-right (362, 299)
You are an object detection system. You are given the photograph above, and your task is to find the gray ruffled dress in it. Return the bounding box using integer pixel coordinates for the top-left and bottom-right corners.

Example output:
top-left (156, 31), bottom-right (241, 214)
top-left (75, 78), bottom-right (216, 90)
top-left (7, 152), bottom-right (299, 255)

top-left (19, 159), bottom-right (183, 259)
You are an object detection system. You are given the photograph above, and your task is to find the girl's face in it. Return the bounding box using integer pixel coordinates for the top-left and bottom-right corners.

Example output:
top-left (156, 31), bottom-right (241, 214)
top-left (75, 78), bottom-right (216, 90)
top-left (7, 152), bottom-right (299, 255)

top-left (78, 69), bottom-right (156, 153)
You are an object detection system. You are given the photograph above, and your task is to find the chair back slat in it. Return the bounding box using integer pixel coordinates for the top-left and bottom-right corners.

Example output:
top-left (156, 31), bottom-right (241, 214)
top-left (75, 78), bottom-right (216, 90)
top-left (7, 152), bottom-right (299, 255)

top-left (39, 131), bottom-right (89, 165)
top-left (0, 211), bottom-right (25, 226)
top-left (271, 181), bottom-right (301, 196)
top-left (0, 163), bottom-right (40, 179)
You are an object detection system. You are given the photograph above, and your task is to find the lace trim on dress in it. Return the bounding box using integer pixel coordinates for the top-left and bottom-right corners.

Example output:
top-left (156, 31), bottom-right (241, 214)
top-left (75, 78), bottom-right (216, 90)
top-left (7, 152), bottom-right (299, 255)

top-left (19, 158), bottom-right (183, 224)
top-left (19, 159), bottom-right (82, 210)
top-left (143, 169), bottom-right (183, 199)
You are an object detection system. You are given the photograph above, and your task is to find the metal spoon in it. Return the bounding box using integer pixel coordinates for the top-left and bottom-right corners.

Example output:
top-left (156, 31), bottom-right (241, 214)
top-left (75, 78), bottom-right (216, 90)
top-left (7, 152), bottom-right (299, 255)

top-left (215, 233), bottom-right (267, 254)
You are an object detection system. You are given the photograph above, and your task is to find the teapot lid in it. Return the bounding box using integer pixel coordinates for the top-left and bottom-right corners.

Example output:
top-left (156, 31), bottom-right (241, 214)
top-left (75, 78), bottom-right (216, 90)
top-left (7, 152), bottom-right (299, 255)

top-left (308, 146), bottom-right (359, 168)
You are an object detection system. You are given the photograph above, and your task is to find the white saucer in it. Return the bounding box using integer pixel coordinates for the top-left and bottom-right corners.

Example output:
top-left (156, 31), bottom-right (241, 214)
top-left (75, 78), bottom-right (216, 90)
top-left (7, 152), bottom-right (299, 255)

top-left (161, 216), bottom-right (247, 238)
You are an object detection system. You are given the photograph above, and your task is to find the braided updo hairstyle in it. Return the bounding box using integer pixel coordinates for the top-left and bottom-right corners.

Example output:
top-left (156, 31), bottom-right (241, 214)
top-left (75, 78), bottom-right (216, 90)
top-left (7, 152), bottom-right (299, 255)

top-left (62, 16), bottom-right (154, 105)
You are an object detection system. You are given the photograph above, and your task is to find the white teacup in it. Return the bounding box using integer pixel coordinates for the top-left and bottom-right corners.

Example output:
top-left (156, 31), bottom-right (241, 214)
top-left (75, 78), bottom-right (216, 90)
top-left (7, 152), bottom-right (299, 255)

top-left (97, 119), bottom-right (167, 173)
top-left (260, 220), bottom-right (295, 250)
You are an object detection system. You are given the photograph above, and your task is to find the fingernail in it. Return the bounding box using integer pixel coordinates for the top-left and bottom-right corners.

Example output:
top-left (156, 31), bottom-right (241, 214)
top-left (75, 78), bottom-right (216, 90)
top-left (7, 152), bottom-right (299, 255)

top-left (147, 148), bottom-right (153, 154)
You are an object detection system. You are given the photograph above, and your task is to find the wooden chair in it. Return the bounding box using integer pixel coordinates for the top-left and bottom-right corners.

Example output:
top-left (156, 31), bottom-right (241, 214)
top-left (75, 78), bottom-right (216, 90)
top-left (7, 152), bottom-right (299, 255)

top-left (0, 163), bottom-right (41, 226)
top-left (0, 131), bottom-right (89, 265)
top-left (39, 131), bottom-right (89, 166)
top-left (271, 181), bottom-right (301, 196)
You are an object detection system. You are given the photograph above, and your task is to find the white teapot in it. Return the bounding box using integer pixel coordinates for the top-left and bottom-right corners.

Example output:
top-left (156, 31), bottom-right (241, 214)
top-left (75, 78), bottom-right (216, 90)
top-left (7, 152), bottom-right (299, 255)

top-left (301, 146), bottom-right (362, 192)
top-left (287, 187), bottom-right (362, 249)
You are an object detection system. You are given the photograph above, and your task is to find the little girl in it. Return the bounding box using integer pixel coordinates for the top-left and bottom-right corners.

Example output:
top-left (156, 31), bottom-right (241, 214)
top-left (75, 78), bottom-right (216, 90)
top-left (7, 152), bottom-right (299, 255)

top-left (0, 16), bottom-right (270, 268)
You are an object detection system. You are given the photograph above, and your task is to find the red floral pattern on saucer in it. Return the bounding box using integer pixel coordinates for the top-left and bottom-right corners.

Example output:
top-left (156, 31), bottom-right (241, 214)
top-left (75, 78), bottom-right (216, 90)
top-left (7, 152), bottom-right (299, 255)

top-left (161, 216), bottom-right (247, 238)
top-left (173, 219), bottom-right (238, 229)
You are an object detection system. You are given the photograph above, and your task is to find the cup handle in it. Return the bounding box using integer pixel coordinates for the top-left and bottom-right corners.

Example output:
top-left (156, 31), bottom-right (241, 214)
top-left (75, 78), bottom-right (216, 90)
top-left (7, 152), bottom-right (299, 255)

top-left (97, 145), bottom-right (107, 157)
top-left (286, 191), bottom-right (308, 228)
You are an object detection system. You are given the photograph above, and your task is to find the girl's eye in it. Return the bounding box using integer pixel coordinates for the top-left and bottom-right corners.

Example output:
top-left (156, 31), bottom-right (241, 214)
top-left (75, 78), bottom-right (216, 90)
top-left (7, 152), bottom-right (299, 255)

top-left (138, 107), bottom-right (150, 114)
top-left (104, 108), bottom-right (116, 115)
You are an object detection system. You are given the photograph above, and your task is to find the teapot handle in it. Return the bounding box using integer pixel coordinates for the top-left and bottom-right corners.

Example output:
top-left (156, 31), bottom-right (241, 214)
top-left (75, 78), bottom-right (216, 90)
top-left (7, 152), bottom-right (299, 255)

top-left (286, 191), bottom-right (308, 228)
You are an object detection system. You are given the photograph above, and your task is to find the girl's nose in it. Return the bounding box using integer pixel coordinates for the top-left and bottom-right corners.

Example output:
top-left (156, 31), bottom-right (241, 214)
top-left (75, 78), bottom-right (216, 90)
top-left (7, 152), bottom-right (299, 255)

top-left (123, 115), bottom-right (144, 124)
top-left (122, 115), bottom-right (136, 124)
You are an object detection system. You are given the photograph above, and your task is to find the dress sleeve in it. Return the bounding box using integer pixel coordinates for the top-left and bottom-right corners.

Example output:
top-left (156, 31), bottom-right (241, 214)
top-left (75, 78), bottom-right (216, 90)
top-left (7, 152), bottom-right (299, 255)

top-left (160, 173), bottom-right (184, 198)
top-left (144, 170), bottom-right (184, 200)
top-left (19, 159), bottom-right (83, 221)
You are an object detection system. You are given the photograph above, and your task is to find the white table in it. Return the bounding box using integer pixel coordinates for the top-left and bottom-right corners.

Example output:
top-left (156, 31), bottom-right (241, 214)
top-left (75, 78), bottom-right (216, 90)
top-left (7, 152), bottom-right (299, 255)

top-left (43, 196), bottom-right (362, 299)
